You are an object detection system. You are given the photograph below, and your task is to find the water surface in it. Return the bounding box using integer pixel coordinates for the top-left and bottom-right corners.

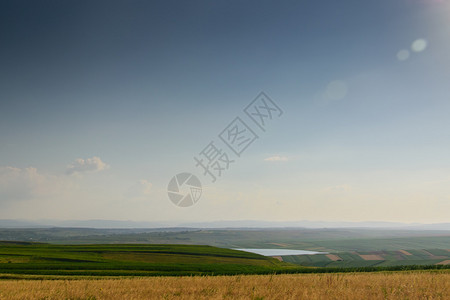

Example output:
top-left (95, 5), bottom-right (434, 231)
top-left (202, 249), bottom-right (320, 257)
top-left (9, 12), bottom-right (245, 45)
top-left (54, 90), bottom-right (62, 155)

top-left (234, 248), bottom-right (328, 256)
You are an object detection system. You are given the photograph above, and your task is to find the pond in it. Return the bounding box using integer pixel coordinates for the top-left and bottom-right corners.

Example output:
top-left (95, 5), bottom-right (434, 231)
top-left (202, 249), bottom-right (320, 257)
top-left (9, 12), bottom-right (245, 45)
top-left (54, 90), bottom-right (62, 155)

top-left (234, 248), bottom-right (328, 256)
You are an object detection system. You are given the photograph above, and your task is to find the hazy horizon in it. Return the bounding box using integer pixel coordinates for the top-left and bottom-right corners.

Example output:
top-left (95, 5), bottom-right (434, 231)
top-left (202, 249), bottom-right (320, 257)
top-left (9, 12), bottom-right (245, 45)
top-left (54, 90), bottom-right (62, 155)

top-left (1, 0), bottom-right (450, 223)
top-left (1, 217), bottom-right (450, 231)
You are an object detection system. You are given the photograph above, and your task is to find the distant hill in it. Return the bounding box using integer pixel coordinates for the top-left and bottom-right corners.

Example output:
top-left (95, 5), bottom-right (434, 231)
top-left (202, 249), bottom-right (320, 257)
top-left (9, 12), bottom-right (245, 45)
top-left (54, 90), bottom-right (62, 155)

top-left (0, 219), bottom-right (449, 230)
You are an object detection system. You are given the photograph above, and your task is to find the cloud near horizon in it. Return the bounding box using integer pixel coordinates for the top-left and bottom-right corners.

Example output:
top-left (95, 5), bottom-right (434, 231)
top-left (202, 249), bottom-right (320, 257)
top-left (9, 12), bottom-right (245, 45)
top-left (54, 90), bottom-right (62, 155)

top-left (264, 155), bottom-right (289, 162)
top-left (0, 166), bottom-right (69, 203)
top-left (124, 179), bottom-right (153, 199)
top-left (66, 157), bottom-right (109, 175)
top-left (0, 167), bottom-right (44, 201)
top-left (324, 184), bottom-right (352, 193)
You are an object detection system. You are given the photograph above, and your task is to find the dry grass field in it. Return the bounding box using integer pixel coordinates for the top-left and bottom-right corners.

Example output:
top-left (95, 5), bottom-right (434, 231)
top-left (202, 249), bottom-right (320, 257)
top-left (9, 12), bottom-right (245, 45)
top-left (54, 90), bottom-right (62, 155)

top-left (0, 271), bottom-right (448, 300)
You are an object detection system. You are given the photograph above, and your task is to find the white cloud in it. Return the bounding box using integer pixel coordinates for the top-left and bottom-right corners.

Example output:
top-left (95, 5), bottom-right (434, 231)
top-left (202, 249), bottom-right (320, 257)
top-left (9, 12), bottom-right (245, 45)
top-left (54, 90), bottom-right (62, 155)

top-left (0, 166), bottom-right (66, 202)
top-left (324, 184), bottom-right (352, 193)
top-left (66, 156), bottom-right (109, 175)
top-left (0, 164), bottom-right (119, 218)
top-left (264, 155), bottom-right (288, 162)
top-left (125, 179), bottom-right (153, 199)
top-left (0, 167), bottom-right (40, 201)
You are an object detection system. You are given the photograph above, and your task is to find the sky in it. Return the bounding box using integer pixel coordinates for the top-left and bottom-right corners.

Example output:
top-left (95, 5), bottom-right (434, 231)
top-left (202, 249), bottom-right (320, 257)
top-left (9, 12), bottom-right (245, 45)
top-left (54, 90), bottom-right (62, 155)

top-left (1, 0), bottom-right (449, 223)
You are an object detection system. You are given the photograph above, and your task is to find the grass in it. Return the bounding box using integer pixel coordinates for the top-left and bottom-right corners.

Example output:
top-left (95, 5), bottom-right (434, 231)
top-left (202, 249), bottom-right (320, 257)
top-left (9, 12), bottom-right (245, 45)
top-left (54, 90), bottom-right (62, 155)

top-left (0, 242), bottom-right (448, 277)
top-left (0, 271), bottom-right (448, 299)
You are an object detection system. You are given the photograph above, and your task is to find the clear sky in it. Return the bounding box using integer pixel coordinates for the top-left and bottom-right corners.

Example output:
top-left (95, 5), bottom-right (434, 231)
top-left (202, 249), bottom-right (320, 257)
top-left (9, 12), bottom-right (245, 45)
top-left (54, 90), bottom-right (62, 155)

top-left (1, 0), bottom-right (449, 223)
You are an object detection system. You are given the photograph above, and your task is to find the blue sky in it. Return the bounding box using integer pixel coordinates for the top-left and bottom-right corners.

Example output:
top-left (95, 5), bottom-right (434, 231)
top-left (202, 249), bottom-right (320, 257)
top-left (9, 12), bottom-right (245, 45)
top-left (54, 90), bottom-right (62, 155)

top-left (1, 0), bottom-right (449, 223)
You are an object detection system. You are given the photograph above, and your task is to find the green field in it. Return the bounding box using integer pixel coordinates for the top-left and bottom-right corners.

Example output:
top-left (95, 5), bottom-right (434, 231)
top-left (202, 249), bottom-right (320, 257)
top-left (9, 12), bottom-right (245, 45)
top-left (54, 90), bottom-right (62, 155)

top-left (282, 248), bottom-right (450, 268)
top-left (1, 228), bottom-right (449, 252)
top-left (0, 241), bottom-right (300, 277)
top-left (0, 242), bottom-right (448, 278)
top-left (1, 228), bottom-right (449, 274)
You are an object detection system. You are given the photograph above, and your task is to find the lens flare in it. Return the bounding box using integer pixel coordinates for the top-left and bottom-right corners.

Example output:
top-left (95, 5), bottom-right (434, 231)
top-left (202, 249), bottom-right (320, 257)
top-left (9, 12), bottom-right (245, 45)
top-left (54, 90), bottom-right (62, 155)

top-left (397, 49), bottom-right (410, 61)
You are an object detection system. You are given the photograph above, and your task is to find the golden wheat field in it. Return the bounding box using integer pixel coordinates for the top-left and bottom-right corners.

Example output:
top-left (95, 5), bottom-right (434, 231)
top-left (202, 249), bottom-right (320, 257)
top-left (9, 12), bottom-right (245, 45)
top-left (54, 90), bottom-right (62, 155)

top-left (0, 271), bottom-right (448, 300)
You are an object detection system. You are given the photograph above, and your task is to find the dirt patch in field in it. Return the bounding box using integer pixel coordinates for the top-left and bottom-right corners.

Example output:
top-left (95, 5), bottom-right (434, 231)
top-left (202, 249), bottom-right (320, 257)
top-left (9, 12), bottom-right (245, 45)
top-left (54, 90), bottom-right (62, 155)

top-left (398, 250), bottom-right (412, 256)
top-left (421, 250), bottom-right (448, 259)
top-left (269, 243), bottom-right (289, 247)
top-left (326, 254), bottom-right (342, 261)
top-left (272, 256), bottom-right (283, 261)
top-left (436, 260), bottom-right (450, 265)
top-left (358, 254), bottom-right (384, 261)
